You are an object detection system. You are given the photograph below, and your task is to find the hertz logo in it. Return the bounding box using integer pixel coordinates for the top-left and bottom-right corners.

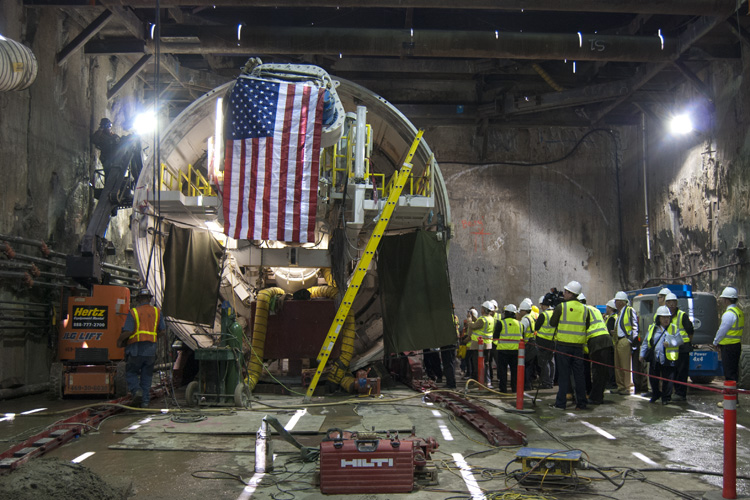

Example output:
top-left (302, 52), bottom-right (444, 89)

top-left (73, 307), bottom-right (106, 317)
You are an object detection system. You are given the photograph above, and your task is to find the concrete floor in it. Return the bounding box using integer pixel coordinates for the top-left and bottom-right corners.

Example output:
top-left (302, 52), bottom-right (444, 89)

top-left (1, 382), bottom-right (748, 500)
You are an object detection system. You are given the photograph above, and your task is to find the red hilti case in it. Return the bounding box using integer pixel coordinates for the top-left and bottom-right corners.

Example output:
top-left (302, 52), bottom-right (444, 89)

top-left (319, 437), bottom-right (415, 494)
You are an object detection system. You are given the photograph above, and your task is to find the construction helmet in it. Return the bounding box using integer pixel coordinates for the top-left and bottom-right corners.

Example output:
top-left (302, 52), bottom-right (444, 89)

top-left (136, 288), bottom-right (153, 298)
top-left (606, 299), bottom-right (616, 309)
top-left (720, 287), bottom-right (739, 299)
top-left (614, 291), bottom-right (628, 301)
top-left (490, 299), bottom-right (498, 310)
top-left (469, 308), bottom-right (479, 320)
top-left (504, 304), bottom-right (517, 313)
top-left (577, 293), bottom-right (586, 302)
top-left (656, 305), bottom-right (671, 317)
top-left (539, 296), bottom-right (546, 305)
top-left (519, 299), bottom-right (532, 311)
top-left (482, 300), bottom-right (494, 312)
top-left (665, 293), bottom-right (678, 302)
top-left (658, 287), bottom-right (670, 296)
top-left (564, 280), bottom-right (582, 295)
top-left (100, 117), bottom-right (113, 128)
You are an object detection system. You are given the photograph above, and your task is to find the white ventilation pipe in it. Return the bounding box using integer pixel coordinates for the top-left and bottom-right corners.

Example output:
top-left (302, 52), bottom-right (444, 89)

top-left (0, 35), bottom-right (38, 91)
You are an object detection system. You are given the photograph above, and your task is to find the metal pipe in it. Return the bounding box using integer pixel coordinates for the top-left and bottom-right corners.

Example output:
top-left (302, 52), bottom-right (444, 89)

top-left (101, 262), bottom-right (140, 276)
top-left (0, 234), bottom-right (66, 259)
top-left (641, 112), bottom-right (651, 260)
top-left (354, 105), bottom-right (366, 179)
top-left (148, 27), bottom-right (681, 62)
top-left (1, 250), bottom-right (66, 269)
top-left (0, 300), bottom-right (49, 308)
top-left (95, 0), bottom-right (740, 16)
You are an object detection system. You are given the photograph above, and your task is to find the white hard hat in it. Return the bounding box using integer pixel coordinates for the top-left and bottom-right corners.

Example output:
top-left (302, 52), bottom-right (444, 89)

top-left (577, 293), bottom-right (586, 302)
top-left (614, 291), bottom-right (628, 301)
top-left (482, 301), bottom-right (494, 311)
top-left (519, 299), bottom-right (532, 311)
top-left (656, 305), bottom-right (671, 317)
top-left (720, 287), bottom-right (739, 299)
top-left (539, 296), bottom-right (545, 305)
top-left (658, 287), bottom-right (671, 296)
top-left (504, 304), bottom-right (517, 313)
top-left (606, 299), bottom-right (616, 309)
top-left (470, 308), bottom-right (479, 319)
top-left (665, 293), bottom-right (678, 302)
top-left (564, 280), bottom-right (582, 295)
top-left (490, 299), bottom-right (498, 309)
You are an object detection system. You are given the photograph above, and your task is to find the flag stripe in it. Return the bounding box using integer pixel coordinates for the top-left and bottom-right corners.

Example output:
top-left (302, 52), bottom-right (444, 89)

top-left (307, 91), bottom-right (324, 240)
top-left (222, 76), bottom-right (324, 243)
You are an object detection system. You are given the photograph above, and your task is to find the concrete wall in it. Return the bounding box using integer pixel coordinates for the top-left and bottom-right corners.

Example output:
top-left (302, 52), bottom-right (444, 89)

top-left (0, 3), bottom-right (140, 388)
top-left (634, 57), bottom-right (749, 341)
top-left (433, 125), bottom-right (636, 315)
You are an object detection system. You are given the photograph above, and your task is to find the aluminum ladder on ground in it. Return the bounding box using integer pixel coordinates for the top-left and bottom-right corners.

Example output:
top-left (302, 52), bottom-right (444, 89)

top-left (303, 130), bottom-right (424, 403)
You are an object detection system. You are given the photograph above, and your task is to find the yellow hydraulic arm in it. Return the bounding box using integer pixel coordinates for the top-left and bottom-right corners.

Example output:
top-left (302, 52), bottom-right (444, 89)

top-left (304, 130), bottom-right (424, 402)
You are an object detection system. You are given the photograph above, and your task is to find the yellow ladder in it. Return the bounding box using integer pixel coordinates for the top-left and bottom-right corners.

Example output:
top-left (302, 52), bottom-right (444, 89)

top-left (304, 130), bottom-right (424, 402)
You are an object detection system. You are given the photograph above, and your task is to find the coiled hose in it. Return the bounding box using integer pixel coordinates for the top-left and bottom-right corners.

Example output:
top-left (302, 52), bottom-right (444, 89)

top-left (309, 285), bottom-right (356, 392)
top-left (246, 287), bottom-right (285, 390)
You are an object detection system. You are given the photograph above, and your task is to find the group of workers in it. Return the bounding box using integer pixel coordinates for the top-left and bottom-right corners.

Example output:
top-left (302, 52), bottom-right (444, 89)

top-left (453, 281), bottom-right (743, 411)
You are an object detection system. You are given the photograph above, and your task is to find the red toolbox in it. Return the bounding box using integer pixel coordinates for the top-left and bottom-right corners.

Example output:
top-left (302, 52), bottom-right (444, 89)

top-left (319, 432), bottom-right (415, 494)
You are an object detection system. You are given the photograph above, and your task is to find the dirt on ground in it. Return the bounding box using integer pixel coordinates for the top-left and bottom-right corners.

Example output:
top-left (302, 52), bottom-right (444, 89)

top-left (0, 458), bottom-right (131, 500)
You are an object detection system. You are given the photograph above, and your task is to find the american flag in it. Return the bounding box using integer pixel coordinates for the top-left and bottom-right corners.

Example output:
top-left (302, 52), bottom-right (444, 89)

top-left (222, 77), bottom-right (324, 242)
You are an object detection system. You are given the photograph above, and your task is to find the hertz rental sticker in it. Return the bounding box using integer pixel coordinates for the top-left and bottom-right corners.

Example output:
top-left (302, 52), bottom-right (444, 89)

top-left (71, 306), bottom-right (108, 329)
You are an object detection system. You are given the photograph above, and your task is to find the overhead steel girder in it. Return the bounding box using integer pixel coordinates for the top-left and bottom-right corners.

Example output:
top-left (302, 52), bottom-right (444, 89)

top-left (148, 27), bottom-right (682, 62)
top-left (42, 0), bottom-right (740, 16)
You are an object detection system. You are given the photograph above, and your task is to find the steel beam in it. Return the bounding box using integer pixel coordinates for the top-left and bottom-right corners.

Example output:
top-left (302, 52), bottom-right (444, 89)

top-left (107, 54), bottom-right (152, 99)
top-left (25, 0), bottom-right (740, 16)
top-left (148, 27), bottom-right (681, 62)
top-left (592, 14), bottom-right (730, 122)
top-left (56, 10), bottom-right (113, 65)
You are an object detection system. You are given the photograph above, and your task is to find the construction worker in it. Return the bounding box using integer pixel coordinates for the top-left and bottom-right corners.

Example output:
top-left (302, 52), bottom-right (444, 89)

top-left (713, 286), bottom-right (744, 391)
top-left (640, 306), bottom-right (683, 404)
top-left (91, 117), bottom-right (122, 183)
top-left (613, 291), bottom-right (639, 395)
top-left (518, 299), bottom-right (537, 390)
top-left (494, 304), bottom-right (522, 393)
top-left (641, 288), bottom-right (673, 398)
top-left (468, 302), bottom-right (495, 383)
top-left (665, 293), bottom-right (694, 401)
top-left (534, 295), bottom-right (556, 389)
top-left (118, 288), bottom-right (167, 408)
top-left (604, 299), bottom-right (618, 390)
top-left (585, 300), bottom-right (614, 405)
top-left (549, 281), bottom-right (589, 410)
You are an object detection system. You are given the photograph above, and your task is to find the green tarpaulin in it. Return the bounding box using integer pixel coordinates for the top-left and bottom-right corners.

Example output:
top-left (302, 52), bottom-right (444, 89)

top-left (378, 231), bottom-right (455, 353)
top-left (162, 225), bottom-right (223, 325)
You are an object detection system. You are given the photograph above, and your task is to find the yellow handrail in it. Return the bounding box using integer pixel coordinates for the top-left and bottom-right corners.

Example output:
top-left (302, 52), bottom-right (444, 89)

top-left (160, 163), bottom-right (216, 197)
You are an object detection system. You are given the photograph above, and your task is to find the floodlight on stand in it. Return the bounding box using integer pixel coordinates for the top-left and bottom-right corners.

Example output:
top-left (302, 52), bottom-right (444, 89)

top-left (669, 113), bottom-right (693, 135)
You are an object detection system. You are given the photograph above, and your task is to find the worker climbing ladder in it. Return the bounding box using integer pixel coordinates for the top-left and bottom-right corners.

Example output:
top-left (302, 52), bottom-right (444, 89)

top-left (304, 130), bottom-right (425, 402)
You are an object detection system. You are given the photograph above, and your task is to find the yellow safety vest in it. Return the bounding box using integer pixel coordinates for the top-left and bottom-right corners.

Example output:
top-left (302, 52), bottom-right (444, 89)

top-left (618, 306), bottom-right (635, 339)
top-left (471, 315), bottom-right (495, 342)
top-left (646, 323), bottom-right (679, 361)
top-left (128, 305), bottom-right (159, 344)
top-left (496, 318), bottom-right (522, 350)
top-left (537, 309), bottom-right (555, 341)
top-left (719, 304), bottom-right (744, 345)
top-left (670, 310), bottom-right (690, 344)
top-left (585, 306), bottom-right (609, 340)
top-left (555, 301), bottom-right (587, 345)
top-left (521, 313), bottom-right (537, 341)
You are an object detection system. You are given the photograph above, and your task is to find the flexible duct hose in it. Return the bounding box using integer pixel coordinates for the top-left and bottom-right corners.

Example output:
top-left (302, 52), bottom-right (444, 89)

top-left (532, 62), bottom-right (564, 92)
top-left (321, 268), bottom-right (336, 287)
top-left (308, 285), bottom-right (357, 392)
top-left (246, 287), bottom-right (285, 390)
top-left (0, 37), bottom-right (38, 91)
